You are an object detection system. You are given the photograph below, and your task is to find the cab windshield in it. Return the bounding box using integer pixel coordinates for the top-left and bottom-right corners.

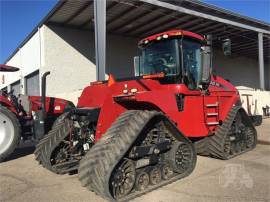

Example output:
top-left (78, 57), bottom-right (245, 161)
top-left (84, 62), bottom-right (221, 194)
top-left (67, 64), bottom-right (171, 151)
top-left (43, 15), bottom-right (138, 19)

top-left (138, 38), bottom-right (202, 88)
top-left (139, 39), bottom-right (179, 76)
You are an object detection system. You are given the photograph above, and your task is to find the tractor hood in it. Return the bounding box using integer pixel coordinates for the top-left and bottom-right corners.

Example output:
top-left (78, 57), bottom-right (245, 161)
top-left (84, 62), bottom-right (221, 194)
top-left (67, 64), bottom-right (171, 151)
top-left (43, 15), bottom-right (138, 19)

top-left (77, 74), bottom-right (239, 109)
top-left (0, 64), bottom-right (20, 72)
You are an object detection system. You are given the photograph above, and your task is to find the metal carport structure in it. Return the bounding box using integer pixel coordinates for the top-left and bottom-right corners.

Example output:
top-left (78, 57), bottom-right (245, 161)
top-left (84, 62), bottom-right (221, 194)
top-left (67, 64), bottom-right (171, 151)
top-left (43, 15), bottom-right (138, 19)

top-left (5, 0), bottom-right (270, 89)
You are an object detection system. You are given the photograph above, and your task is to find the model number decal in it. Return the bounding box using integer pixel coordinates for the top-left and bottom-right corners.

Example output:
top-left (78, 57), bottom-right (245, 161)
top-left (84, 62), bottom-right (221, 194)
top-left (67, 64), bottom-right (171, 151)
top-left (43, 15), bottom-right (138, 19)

top-left (210, 81), bottom-right (221, 87)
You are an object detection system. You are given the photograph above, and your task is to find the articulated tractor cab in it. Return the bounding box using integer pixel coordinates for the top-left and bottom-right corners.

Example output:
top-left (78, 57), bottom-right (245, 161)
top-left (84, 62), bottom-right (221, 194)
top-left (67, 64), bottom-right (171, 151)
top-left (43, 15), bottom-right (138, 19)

top-left (0, 65), bottom-right (74, 161)
top-left (35, 30), bottom-right (257, 201)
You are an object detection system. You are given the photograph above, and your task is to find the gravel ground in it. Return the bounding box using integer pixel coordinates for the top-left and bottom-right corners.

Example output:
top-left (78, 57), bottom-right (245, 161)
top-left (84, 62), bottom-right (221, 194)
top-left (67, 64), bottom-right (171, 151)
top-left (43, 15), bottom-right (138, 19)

top-left (0, 118), bottom-right (269, 202)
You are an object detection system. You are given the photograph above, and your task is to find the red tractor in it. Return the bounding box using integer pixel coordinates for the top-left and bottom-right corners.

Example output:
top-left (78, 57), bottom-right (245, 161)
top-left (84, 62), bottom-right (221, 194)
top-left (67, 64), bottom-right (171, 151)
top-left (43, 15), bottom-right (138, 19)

top-left (0, 64), bottom-right (74, 161)
top-left (35, 30), bottom-right (257, 201)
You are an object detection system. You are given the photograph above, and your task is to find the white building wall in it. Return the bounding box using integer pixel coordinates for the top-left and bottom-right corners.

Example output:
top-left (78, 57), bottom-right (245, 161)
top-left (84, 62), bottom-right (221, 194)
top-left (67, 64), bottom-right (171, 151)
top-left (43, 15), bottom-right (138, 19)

top-left (1, 53), bottom-right (21, 88)
top-left (41, 25), bottom-right (138, 101)
top-left (1, 31), bottom-right (41, 94)
top-left (41, 25), bottom-right (96, 98)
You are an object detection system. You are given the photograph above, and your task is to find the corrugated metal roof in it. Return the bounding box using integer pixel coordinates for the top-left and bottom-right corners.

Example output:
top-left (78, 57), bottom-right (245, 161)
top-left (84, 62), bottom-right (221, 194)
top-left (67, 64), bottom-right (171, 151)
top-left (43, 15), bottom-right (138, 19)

top-left (167, 0), bottom-right (270, 30)
top-left (5, 0), bottom-right (270, 63)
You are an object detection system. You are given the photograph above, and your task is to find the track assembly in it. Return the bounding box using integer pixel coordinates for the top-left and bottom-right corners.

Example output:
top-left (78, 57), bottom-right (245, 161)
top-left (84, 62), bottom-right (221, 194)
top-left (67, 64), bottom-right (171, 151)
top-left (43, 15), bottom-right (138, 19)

top-left (195, 106), bottom-right (257, 160)
top-left (78, 110), bottom-right (196, 201)
top-left (35, 114), bottom-right (96, 174)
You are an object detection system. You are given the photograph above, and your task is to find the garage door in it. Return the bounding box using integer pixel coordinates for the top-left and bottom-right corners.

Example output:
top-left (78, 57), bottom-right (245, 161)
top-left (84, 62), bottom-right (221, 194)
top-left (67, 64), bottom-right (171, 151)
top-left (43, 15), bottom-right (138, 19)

top-left (11, 80), bottom-right (20, 96)
top-left (26, 71), bottom-right (40, 96)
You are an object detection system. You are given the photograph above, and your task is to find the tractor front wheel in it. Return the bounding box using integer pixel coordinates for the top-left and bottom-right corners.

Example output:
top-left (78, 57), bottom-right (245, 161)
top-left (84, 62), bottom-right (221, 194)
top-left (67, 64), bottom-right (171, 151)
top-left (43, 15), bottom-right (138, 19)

top-left (0, 106), bottom-right (21, 162)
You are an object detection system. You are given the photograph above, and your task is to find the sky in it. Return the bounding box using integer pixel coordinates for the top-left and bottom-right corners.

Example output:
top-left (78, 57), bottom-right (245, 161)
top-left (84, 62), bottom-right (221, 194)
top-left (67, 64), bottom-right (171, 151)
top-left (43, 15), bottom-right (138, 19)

top-left (0, 0), bottom-right (57, 63)
top-left (0, 0), bottom-right (270, 64)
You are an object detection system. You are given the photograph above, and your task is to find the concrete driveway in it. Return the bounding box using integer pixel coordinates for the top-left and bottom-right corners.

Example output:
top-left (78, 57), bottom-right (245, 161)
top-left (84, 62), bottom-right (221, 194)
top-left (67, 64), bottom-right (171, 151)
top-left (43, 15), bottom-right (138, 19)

top-left (1, 119), bottom-right (269, 202)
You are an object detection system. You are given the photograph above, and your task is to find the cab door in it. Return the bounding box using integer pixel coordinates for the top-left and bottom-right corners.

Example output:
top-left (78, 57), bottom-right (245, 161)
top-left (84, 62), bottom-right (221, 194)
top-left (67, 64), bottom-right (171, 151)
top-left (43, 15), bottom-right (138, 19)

top-left (180, 39), bottom-right (218, 136)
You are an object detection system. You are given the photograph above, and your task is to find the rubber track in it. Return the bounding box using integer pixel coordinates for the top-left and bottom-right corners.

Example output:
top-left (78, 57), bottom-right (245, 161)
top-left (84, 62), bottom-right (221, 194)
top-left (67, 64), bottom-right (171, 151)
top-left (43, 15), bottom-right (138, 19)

top-left (34, 113), bottom-right (68, 164)
top-left (78, 110), bottom-right (196, 201)
top-left (34, 118), bottom-right (73, 174)
top-left (202, 106), bottom-right (257, 160)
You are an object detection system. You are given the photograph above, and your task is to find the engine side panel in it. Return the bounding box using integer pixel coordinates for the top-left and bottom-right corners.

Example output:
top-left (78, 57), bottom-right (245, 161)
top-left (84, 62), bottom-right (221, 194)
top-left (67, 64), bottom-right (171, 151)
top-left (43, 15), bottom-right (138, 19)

top-left (77, 83), bottom-right (109, 108)
top-left (77, 76), bottom-right (240, 142)
top-left (28, 96), bottom-right (73, 116)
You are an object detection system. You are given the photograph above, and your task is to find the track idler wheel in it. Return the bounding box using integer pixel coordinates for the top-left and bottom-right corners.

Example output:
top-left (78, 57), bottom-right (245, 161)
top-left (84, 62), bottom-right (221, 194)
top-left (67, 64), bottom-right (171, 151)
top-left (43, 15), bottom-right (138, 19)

top-left (110, 158), bottom-right (136, 200)
top-left (169, 142), bottom-right (193, 173)
top-left (135, 171), bottom-right (150, 191)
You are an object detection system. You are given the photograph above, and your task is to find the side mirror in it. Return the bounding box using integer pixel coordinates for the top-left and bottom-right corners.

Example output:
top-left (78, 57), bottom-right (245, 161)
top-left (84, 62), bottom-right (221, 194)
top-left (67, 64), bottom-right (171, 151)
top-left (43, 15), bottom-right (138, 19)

top-left (200, 46), bottom-right (211, 85)
top-left (222, 38), bottom-right (231, 56)
top-left (134, 56), bottom-right (140, 77)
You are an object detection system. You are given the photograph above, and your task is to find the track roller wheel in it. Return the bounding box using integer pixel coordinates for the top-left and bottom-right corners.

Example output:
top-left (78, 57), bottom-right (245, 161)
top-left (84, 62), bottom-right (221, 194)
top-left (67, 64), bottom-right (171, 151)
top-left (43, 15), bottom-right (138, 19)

top-left (110, 158), bottom-right (136, 200)
top-left (170, 142), bottom-right (193, 173)
top-left (234, 142), bottom-right (241, 153)
top-left (135, 171), bottom-right (150, 191)
top-left (149, 167), bottom-right (162, 185)
top-left (240, 141), bottom-right (246, 151)
top-left (161, 164), bottom-right (173, 180)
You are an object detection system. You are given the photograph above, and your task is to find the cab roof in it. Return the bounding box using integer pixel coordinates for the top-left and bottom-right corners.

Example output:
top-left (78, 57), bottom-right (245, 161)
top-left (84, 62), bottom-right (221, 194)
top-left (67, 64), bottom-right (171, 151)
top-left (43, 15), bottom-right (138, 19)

top-left (139, 30), bottom-right (204, 45)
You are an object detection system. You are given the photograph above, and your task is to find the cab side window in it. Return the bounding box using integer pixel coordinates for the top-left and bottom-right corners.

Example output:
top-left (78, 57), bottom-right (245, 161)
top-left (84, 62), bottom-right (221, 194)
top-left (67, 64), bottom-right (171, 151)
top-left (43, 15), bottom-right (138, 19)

top-left (182, 40), bottom-right (201, 90)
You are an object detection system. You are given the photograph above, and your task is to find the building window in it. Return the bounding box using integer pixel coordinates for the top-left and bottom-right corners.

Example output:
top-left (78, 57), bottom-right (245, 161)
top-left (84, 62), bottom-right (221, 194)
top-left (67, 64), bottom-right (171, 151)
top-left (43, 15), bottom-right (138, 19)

top-left (11, 80), bottom-right (21, 96)
top-left (25, 70), bottom-right (40, 96)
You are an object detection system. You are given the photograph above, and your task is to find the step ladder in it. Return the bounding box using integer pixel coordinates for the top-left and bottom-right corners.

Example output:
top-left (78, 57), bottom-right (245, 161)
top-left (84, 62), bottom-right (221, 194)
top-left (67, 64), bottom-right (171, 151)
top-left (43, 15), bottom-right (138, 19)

top-left (204, 101), bottom-right (219, 127)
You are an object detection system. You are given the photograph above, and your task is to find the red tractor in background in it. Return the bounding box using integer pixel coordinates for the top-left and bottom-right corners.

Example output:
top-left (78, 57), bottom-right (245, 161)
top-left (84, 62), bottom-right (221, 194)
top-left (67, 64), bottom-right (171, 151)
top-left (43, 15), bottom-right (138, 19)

top-left (0, 64), bottom-right (74, 161)
top-left (35, 30), bottom-right (257, 201)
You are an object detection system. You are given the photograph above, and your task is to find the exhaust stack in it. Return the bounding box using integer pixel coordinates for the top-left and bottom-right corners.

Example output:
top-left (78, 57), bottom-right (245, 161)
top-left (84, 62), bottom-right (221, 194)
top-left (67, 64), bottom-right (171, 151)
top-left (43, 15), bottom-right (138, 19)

top-left (34, 71), bottom-right (50, 140)
top-left (41, 71), bottom-right (50, 119)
